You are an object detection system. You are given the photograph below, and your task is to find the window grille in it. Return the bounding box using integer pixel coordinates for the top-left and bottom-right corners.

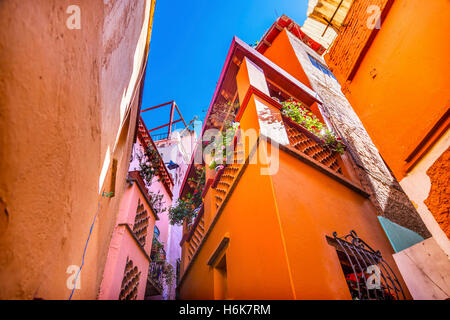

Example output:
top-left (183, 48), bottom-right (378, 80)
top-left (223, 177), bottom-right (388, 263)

top-left (331, 230), bottom-right (406, 300)
top-left (133, 199), bottom-right (149, 247)
top-left (119, 257), bottom-right (141, 300)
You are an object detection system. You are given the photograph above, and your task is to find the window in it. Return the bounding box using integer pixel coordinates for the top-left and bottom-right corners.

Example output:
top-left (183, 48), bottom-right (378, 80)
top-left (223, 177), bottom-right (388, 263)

top-left (154, 226), bottom-right (160, 239)
top-left (207, 236), bottom-right (230, 300)
top-left (328, 230), bottom-right (406, 300)
top-left (308, 54), bottom-right (336, 79)
top-left (213, 254), bottom-right (228, 300)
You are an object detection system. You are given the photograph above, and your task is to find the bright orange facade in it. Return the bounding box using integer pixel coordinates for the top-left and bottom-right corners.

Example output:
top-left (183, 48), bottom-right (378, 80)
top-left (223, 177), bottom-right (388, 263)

top-left (177, 22), bottom-right (410, 299)
top-left (325, 0), bottom-right (449, 180)
top-left (323, 0), bottom-right (450, 299)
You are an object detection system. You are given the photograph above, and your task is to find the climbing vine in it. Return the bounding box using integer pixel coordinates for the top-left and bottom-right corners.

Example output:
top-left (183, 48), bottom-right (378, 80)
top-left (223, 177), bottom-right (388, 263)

top-left (208, 121), bottom-right (240, 170)
top-left (148, 190), bottom-right (167, 216)
top-left (168, 168), bottom-right (205, 226)
top-left (138, 145), bottom-right (164, 186)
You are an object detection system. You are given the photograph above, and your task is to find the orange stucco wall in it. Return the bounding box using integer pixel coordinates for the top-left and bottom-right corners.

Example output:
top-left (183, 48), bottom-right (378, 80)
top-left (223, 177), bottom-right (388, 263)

top-left (0, 0), bottom-right (154, 299)
top-left (179, 91), bottom-right (410, 299)
top-left (180, 148), bottom-right (295, 299)
top-left (263, 30), bottom-right (313, 91)
top-left (272, 149), bottom-right (409, 299)
top-left (325, 0), bottom-right (450, 180)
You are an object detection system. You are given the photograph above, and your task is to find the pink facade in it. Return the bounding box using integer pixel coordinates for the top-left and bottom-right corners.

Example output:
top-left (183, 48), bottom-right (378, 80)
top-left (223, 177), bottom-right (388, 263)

top-left (99, 172), bottom-right (158, 300)
top-left (99, 116), bottom-right (175, 300)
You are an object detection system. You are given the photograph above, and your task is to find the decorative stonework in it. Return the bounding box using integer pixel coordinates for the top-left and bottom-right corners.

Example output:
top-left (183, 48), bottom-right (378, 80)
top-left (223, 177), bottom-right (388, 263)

top-left (133, 199), bottom-right (149, 247)
top-left (119, 258), bottom-right (141, 300)
top-left (424, 148), bottom-right (450, 239)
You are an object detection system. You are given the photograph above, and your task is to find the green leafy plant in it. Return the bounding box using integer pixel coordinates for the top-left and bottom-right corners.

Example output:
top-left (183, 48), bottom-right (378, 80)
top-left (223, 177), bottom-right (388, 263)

top-left (208, 121), bottom-right (240, 170)
top-left (168, 168), bottom-right (205, 226)
top-left (148, 191), bottom-right (167, 216)
top-left (281, 99), bottom-right (345, 154)
top-left (138, 145), bottom-right (164, 186)
top-left (161, 262), bottom-right (175, 287)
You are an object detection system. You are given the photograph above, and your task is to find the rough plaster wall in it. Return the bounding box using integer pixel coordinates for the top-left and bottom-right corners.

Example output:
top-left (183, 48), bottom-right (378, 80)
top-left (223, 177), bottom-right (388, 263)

top-left (400, 131), bottom-right (450, 257)
top-left (424, 147), bottom-right (450, 239)
top-left (286, 31), bottom-right (430, 239)
top-left (0, 0), bottom-right (150, 299)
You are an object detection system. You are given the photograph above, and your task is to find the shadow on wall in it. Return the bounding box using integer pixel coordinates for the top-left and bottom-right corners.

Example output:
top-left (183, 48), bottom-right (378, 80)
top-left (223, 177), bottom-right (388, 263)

top-left (343, 137), bottom-right (432, 240)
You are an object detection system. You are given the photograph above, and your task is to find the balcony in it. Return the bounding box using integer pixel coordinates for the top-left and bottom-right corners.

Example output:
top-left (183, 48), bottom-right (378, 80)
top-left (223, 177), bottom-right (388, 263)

top-left (145, 236), bottom-right (166, 298)
top-left (146, 261), bottom-right (164, 296)
top-left (282, 115), bottom-right (343, 175)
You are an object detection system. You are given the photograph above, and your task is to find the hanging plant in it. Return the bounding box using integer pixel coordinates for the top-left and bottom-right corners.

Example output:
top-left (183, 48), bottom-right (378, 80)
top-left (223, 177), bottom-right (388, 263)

top-left (138, 145), bottom-right (164, 186)
top-left (161, 262), bottom-right (175, 287)
top-left (168, 168), bottom-right (205, 226)
top-left (208, 121), bottom-right (240, 170)
top-left (281, 99), bottom-right (346, 154)
top-left (148, 191), bottom-right (167, 216)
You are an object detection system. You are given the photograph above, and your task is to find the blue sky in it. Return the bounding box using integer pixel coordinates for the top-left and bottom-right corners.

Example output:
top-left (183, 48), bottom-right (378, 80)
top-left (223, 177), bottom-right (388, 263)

top-left (141, 0), bottom-right (308, 138)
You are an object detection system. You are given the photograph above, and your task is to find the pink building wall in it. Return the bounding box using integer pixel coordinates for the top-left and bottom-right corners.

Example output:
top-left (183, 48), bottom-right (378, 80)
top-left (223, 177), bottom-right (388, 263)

top-left (99, 178), bottom-right (157, 300)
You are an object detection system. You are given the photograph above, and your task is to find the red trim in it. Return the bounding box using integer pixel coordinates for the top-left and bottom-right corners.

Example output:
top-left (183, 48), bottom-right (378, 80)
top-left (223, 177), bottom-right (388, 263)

top-left (127, 171), bottom-right (159, 220)
top-left (255, 15), bottom-right (325, 55)
top-left (141, 100), bottom-right (173, 113)
top-left (148, 119), bottom-right (183, 132)
top-left (211, 166), bottom-right (225, 189)
top-left (201, 178), bottom-right (213, 198)
top-left (235, 85), bottom-right (282, 122)
top-left (405, 108), bottom-right (450, 173)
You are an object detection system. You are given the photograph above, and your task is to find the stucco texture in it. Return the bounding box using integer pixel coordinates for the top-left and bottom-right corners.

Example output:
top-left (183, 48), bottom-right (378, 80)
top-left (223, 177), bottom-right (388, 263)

top-left (0, 0), bottom-right (153, 299)
top-left (424, 148), bottom-right (450, 239)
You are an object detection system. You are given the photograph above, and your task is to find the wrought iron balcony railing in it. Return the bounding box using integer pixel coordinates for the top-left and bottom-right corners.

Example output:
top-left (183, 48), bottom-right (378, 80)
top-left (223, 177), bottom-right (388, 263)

top-left (331, 230), bottom-right (406, 300)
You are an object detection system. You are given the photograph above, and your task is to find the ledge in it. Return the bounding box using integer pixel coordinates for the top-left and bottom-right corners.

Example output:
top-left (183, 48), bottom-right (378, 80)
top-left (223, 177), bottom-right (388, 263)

top-left (178, 140), bottom-right (258, 287)
top-left (201, 178), bottom-right (213, 198)
top-left (127, 171), bottom-right (159, 220)
top-left (211, 166), bottom-right (225, 188)
top-left (118, 223), bottom-right (152, 262)
top-left (269, 136), bottom-right (369, 198)
top-left (180, 204), bottom-right (204, 246)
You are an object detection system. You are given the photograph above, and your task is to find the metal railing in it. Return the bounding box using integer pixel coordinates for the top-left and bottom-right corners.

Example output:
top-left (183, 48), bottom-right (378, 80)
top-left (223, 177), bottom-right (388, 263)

top-left (332, 230), bottom-right (406, 300)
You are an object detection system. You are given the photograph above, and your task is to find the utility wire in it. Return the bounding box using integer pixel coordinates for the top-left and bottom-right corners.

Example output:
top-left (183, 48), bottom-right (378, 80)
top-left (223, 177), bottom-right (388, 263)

top-left (68, 201), bottom-right (101, 300)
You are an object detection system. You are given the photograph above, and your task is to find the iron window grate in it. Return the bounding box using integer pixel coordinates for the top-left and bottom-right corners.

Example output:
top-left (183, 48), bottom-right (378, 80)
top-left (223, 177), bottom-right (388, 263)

top-left (331, 230), bottom-right (406, 300)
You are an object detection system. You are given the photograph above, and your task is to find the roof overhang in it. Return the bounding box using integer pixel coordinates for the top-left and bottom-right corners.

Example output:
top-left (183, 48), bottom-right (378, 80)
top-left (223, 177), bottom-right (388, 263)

top-left (179, 35), bottom-right (323, 198)
top-left (255, 14), bottom-right (325, 55)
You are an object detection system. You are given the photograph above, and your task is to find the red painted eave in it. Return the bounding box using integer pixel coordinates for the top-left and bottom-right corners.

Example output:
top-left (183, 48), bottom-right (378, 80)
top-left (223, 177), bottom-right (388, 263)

top-left (256, 14), bottom-right (325, 55)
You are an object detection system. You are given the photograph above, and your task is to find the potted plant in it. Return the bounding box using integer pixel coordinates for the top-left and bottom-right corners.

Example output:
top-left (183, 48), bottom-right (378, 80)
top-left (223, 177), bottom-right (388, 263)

top-left (281, 99), bottom-right (346, 154)
top-left (208, 121), bottom-right (240, 170)
top-left (168, 168), bottom-right (205, 226)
